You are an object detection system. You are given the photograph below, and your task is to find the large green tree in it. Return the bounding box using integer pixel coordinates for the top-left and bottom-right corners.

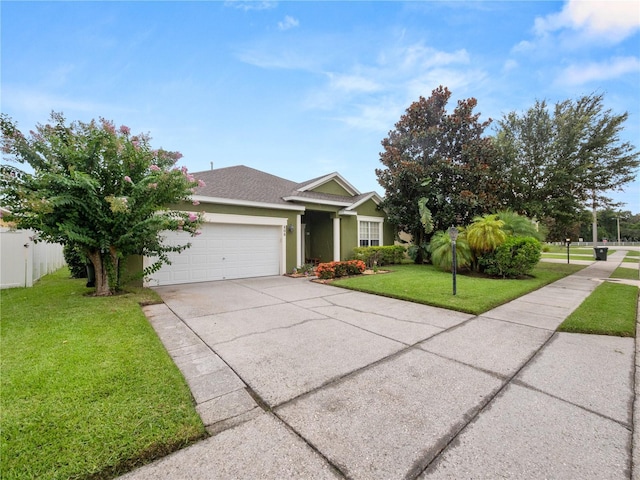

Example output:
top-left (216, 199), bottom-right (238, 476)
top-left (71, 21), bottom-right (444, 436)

top-left (376, 86), bottom-right (504, 261)
top-left (1, 112), bottom-right (203, 296)
top-left (494, 94), bottom-right (639, 240)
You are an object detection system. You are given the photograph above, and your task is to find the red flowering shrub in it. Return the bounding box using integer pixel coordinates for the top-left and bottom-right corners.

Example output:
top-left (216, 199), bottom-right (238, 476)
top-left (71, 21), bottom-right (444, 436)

top-left (316, 260), bottom-right (366, 279)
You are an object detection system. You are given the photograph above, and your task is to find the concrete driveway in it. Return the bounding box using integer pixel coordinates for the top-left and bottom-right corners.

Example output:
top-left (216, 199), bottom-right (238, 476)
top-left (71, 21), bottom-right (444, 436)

top-left (123, 257), bottom-right (636, 479)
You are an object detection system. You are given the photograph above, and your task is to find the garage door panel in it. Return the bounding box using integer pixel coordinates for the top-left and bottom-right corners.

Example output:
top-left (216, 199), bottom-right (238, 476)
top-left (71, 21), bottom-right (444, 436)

top-left (145, 223), bottom-right (282, 286)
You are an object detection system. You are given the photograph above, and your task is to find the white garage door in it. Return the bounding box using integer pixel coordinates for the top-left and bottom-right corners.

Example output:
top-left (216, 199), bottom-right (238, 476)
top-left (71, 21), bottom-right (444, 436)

top-left (145, 223), bottom-right (282, 286)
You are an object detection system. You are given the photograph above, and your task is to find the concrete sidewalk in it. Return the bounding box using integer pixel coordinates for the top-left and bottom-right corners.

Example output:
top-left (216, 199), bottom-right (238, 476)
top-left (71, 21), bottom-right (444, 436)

top-left (120, 251), bottom-right (637, 479)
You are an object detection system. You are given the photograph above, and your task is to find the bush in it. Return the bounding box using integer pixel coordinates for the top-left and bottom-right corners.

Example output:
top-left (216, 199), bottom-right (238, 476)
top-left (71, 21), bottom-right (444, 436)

top-left (353, 245), bottom-right (406, 267)
top-left (407, 242), bottom-right (430, 264)
top-left (316, 260), bottom-right (366, 279)
top-left (63, 243), bottom-right (88, 279)
top-left (478, 236), bottom-right (542, 278)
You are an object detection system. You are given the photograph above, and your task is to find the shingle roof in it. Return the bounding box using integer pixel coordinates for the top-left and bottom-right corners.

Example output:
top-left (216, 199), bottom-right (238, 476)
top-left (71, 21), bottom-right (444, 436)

top-left (191, 165), bottom-right (379, 209)
top-left (192, 165), bottom-right (297, 205)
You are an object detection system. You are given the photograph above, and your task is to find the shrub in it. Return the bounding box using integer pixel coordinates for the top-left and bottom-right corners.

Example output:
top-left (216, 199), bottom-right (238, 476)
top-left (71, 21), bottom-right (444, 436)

top-left (353, 245), bottom-right (406, 267)
top-left (63, 243), bottom-right (88, 279)
top-left (478, 236), bottom-right (542, 278)
top-left (316, 260), bottom-right (366, 279)
top-left (407, 242), bottom-right (430, 264)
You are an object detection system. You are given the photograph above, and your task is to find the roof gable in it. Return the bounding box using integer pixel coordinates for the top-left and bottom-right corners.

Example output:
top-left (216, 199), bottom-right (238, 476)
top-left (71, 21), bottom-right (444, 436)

top-left (296, 172), bottom-right (360, 197)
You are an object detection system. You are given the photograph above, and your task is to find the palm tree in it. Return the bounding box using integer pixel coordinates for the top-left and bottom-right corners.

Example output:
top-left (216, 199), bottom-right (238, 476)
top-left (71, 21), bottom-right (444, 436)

top-left (429, 229), bottom-right (473, 271)
top-left (496, 209), bottom-right (545, 241)
top-left (466, 214), bottom-right (507, 254)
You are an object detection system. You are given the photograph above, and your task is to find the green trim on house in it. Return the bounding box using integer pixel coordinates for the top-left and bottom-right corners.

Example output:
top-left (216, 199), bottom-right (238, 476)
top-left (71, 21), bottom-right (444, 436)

top-left (310, 180), bottom-right (352, 196)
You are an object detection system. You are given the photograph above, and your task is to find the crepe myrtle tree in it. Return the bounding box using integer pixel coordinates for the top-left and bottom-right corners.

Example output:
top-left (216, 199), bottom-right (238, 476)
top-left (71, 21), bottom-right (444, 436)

top-left (0, 112), bottom-right (205, 296)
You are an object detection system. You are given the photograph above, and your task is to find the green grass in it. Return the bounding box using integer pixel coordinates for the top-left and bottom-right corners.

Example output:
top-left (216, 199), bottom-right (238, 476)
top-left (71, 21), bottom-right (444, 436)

top-left (542, 245), bottom-right (601, 254)
top-left (611, 265), bottom-right (640, 280)
top-left (540, 253), bottom-right (595, 261)
top-left (623, 250), bottom-right (640, 264)
top-left (332, 262), bottom-right (585, 315)
top-left (558, 282), bottom-right (638, 336)
top-left (1, 268), bottom-right (206, 480)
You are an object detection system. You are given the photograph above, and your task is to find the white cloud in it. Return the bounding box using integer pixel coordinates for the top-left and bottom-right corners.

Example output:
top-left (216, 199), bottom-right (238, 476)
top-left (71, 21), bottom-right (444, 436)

top-left (502, 59), bottom-right (519, 72)
top-left (1, 85), bottom-right (135, 125)
top-left (224, 1), bottom-right (276, 12)
top-left (535, 0), bottom-right (640, 43)
top-left (556, 56), bottom-right (640, 86)
top-left (236, 47), bottom-right (318, 70)
top-left (278, 15), bottom-right (299, 31)
top-left (337, 98), bottom-right (404, 132)
top-left (326, 73), bottom-right (381, 94)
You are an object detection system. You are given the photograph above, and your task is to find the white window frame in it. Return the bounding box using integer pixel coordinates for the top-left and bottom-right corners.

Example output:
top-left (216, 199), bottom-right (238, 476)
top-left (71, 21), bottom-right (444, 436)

top-left (358, 216), bottom-right (384, 247)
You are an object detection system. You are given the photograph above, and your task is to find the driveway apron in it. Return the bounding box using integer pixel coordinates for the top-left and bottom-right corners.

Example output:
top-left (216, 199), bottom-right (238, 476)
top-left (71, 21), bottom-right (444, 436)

top-left (121, 251), bottom-right (637, 479)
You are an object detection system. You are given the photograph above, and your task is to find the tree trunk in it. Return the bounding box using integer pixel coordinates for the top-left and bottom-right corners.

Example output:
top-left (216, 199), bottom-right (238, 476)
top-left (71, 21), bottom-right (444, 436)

top-left (87, 251), bottom-right (111, 296)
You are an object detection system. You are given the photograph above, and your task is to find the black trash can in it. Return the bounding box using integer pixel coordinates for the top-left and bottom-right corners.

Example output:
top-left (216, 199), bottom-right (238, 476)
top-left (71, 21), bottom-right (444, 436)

top-left (594, 247), bottom-right (608, 261)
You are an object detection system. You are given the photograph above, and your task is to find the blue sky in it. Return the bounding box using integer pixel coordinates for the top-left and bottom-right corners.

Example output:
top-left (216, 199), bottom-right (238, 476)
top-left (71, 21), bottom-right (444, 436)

top-left (2, 1), bottom-right (639, 212)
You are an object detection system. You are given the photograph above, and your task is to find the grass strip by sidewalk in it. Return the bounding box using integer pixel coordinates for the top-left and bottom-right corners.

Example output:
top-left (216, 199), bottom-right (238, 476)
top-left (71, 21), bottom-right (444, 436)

top-left (611, 265), bottom-right (639, 280)
top-left (558, 282), bottom-right (638, 337)
top-left (332, 262), bottom-right (585, 315)
top-left (1, 268), bottom-right (206, 480)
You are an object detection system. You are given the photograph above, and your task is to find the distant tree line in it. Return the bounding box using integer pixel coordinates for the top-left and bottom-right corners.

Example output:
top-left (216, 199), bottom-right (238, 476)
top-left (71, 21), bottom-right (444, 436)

top-left (376, 86), bottom-right (639, 246)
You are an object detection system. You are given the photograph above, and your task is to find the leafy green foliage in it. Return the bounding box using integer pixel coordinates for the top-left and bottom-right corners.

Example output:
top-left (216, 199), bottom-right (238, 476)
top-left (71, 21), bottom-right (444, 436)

top-left (494, 94), bottom-right (639, 240)
top-left (496, 209), bottom-right (546, 241)
top-left (466, 214), bottom-right (507, 254)
top-left (62, 243), bottom-right (87, 279)
top-left (0, 112), bottom-right (204, 295)
top-left (478, 236), bottom-right (542, 278)
top-left (429, 230), bottom-right (473, 272)
top-left (352, 245), bottom-right (406, 267)
top-left (417, 196), bottom-right (434, 235)
top-left (376, 86), bottom-right (505, 259)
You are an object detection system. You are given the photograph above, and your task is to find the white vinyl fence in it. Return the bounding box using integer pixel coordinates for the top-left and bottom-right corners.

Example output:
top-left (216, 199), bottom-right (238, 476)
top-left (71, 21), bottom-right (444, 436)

top-left (0, 228), bottom-right (66, 289)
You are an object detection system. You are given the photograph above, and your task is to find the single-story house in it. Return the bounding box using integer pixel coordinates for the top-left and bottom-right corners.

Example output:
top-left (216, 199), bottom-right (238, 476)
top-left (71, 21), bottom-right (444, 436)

top-left (142, 165), bottom-right (394, 286)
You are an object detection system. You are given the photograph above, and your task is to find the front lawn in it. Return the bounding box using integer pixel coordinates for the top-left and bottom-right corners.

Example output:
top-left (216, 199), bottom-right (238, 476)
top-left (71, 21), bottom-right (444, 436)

top-left (332, 262), bottom-right (585, 315)
top-left (558, 282), bottom-right (638, 336)
top-left (1, 268), bottom-right (206, 480)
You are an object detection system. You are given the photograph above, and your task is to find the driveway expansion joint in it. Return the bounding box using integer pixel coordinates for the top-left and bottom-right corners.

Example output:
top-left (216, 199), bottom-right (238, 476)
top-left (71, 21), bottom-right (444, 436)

top-left (131, 251), bottom-right (637, 479)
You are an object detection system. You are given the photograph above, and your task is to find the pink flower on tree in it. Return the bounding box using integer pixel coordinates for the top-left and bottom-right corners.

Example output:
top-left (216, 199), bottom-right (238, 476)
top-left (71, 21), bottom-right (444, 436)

top-left (101, 119), bottom-right (116, 134)
top-left (119, 125), bottom-right (131, 135)
top-left (124, 176), bottom-right (132, 183)
top-left (198, 179), bottom-right (206, 187)
top-left (188, 212), bottom-right (198, 222)
top-left (150, 164), bottom-right (161, 171)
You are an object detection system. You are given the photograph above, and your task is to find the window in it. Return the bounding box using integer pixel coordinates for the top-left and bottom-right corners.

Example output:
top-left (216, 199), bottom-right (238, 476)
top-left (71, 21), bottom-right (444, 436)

top-left (359, 220), bottom-right (381, 247)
